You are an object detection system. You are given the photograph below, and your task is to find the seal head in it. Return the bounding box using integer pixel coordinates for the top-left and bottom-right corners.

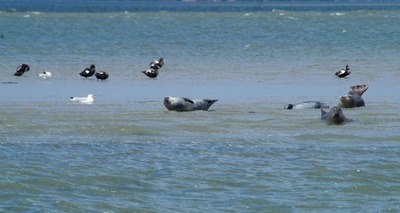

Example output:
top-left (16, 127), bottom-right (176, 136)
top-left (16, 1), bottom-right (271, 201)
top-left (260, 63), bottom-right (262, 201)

top-left (321, 106), bottom-right (347, 125)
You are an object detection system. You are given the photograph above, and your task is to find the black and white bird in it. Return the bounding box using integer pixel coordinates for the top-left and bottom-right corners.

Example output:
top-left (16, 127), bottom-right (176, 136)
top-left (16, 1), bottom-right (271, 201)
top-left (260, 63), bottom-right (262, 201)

top-left (149, 58), bottom-right (164, 70)
top-left (14, 64), bottom-right (30, 76)
top-left (142, 68), bottom-right (159, 78)
top-left (95, 71), bottom-right (109, 81)
top-left (335, 65), bottom-right (351, 78)
top-left (142, 57), bottom-right (164, 78)
top-left (79, 64), bottom-right (96, 79)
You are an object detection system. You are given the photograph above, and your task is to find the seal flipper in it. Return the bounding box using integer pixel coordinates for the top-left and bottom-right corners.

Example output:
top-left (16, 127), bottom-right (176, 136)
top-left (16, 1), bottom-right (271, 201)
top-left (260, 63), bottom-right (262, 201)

top-left (321, 108), bottom-right (327, 120)
top-left (201, 99), bottom-right (218, 110)
top-left (348, 84), bottom-right (368, 96)
top-left (206, 99), bottom-right (218, 105)
top-left (182, 98), bottom-right (194, 104)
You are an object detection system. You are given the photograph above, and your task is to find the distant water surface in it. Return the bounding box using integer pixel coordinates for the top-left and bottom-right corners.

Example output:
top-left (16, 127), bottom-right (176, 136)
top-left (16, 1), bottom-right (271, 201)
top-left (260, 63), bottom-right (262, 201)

top-left (1, 1), bottom-right (400, 212)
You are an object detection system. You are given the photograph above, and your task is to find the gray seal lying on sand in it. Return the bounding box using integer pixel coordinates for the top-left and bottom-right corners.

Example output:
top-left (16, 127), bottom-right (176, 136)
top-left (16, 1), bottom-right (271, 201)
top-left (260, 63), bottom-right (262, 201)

top-left (338, 84), bottom-right (368, 108)
top-left (284, 101), bottom-right (330, 109)
top-left (321, 106), bottom-right (347, 125)
top-left (164, 97), bottom-right (218, 112)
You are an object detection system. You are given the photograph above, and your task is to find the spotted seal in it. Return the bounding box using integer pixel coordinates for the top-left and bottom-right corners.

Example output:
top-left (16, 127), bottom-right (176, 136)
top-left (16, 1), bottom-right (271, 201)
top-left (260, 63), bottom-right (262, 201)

top-left (284, 101), bottom-right (329, 109)
top-left (338, 84), bottom-right (368, 108)
top-left (321, 106), bottom-right (347, 125)
top-left (164, 97), bottom-right (218, 112)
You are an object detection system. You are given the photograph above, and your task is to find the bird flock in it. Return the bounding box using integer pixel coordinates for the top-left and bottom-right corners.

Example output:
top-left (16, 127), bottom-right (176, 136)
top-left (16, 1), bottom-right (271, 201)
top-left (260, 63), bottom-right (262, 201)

top-left (10, 61), bottom-right (367, 123)
top-left (13, 58), bottom-right (166, 80)
top-left (78, 64), bottom-right (109, 81)
top-left (10, 58), bottom-right (168, 106)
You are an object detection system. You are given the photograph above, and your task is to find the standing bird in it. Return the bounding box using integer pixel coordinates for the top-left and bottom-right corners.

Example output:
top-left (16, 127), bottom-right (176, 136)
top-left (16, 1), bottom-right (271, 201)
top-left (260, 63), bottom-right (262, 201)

top-left (149, 58), bottom-right (164, 70)
top-left (14, 64), bottom-right (30, 76)
top-left (95, 71), bottom-right (109, 81)
top-left (335, 65), bottom-right (351, 78)
top-left (79, 64), bottom-right (96, 79)
top-left (142, 68), bottom-right (159, 78)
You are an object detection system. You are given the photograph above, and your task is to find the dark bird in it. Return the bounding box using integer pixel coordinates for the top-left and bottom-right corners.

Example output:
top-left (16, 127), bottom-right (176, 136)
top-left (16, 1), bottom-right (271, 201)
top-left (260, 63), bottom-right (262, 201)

top-left (79, 64), bottom-right (96, 79)
top-left (14, 64), bottom-right (30, 76)
top-left (149, 58), bottom-right (164, 70)
top-left (95, 71), bottom-right (109, 81)
top-left (142, 68), bottom-right (159, 78)
top-left (335, 65), bottom-right (351, 78)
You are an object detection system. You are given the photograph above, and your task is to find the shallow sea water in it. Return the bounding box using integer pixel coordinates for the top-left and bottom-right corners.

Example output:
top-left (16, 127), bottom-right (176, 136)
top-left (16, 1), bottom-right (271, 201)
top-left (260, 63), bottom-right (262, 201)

top-left (1, 1), bottom-right (400, 212)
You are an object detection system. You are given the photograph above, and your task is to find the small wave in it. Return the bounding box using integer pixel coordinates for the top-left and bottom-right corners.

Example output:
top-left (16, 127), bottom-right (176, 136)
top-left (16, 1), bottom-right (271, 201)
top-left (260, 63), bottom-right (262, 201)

top-left (272, 9), bottom-right (286, 13)
top-left (28, 11), bottom-right (44, 15)
top-left (5, 8), bottom-right (17, 12)
top-left (330, 12), bottom-right (345, 16)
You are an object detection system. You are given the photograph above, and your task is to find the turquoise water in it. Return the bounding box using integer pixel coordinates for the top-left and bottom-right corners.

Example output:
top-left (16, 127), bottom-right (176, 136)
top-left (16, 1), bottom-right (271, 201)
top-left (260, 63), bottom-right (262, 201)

top-left (1, 2), bottom-right (400, 212)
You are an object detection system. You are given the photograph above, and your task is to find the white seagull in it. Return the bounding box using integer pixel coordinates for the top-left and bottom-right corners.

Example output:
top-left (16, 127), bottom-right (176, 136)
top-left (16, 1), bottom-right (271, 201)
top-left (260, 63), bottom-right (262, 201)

top-left (39, 71), bottom-right (52, 79)
top-left (69, 94), bottom-right (96, 104)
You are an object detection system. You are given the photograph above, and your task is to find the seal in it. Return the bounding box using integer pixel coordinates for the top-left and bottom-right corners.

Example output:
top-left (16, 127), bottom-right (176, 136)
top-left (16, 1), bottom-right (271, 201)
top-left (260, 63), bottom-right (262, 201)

top-left (321, 106), bottom-right (347, 125)
top-left (79, 64), bottom-right (96, 79)
top-left (335, 65), bottom-right (351, 78)
top-left (338, 84), bottom-right (368, 108)
top-left (284, 101), bottom-right (329, 109)
top-left (95, 71), bottom-right (109, 81)
top-left (14, 64), bottom-right (30, 76)
top-left (164, 97), bottom-right (218, 112)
